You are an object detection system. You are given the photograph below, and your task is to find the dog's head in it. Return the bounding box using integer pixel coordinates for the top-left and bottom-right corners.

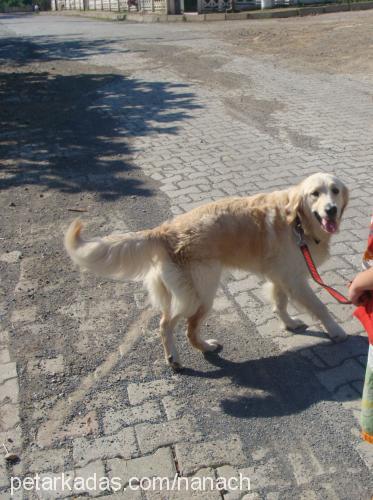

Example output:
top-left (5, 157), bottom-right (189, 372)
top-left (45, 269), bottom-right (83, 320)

top-left (286, 173), bottom-right (349, 238)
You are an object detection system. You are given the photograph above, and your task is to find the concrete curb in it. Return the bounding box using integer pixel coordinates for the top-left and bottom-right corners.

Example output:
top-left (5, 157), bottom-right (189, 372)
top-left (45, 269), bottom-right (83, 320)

top-left (43, 10), bottom-right (126, 20)
top-left (49, 1), bottom-right (373, 22)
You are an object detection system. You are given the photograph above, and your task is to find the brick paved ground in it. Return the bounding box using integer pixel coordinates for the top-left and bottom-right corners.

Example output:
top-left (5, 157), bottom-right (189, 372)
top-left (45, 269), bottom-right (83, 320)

top-left (0, 12), bottom-right (372, 499)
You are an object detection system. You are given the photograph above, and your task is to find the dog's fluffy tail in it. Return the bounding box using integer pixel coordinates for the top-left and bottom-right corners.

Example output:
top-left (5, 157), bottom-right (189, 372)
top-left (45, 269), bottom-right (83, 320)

top-left (64, 219), bottom-right (162, 280)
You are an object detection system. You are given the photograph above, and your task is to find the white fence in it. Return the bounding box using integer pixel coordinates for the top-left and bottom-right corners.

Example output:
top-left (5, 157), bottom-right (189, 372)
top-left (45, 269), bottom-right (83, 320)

top-left (52, 0), bottom-right (350, 13)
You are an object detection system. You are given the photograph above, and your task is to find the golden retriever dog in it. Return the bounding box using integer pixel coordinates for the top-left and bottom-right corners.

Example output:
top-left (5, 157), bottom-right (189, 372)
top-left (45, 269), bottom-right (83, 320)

top-left (65, 172), bottom-right (348, 370)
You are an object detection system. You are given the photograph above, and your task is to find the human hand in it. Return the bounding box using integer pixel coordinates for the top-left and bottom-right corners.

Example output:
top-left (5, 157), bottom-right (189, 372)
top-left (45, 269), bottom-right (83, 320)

top-left (348, 268), bottom-right (373, 305)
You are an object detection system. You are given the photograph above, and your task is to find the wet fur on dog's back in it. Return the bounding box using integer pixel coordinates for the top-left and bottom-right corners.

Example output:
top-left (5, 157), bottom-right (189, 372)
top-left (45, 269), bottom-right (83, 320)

top-left (65, 173), bottom-right (349, 370)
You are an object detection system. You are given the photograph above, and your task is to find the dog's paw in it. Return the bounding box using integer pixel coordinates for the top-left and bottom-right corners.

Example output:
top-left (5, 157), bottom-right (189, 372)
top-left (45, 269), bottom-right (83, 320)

top-left (202, 339), bottom-right (223, 353)
top-left (327, 325), bottom-right (348, 343)
top-left (285, 317), bottom-right (308, 332)
top-left (167, 355), bottom-right (183, 372)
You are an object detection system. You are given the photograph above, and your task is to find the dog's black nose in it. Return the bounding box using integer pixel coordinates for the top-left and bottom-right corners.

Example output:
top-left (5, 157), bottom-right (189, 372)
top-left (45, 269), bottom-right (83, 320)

top-left (325, 204), bottom-right (337, 217)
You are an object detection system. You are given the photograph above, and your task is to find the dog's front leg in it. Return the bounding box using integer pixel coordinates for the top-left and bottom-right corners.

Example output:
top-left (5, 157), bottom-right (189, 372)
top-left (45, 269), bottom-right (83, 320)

top-left (288, 281), bottom-right (347, 342)
top-left (269, 282), bottom-right (307, 331)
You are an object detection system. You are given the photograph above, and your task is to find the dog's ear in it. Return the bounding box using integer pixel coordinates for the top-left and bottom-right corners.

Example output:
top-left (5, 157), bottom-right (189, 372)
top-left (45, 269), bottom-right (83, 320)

top-left (285, 185), bottom-right (303, 224)
top-left (340, 184), bottom-right (349, 218)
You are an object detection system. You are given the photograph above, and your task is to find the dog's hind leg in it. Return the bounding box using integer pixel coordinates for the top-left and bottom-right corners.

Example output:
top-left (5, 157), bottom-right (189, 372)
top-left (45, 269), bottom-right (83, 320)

top-left (145, 268), bottom-right (182, 370)
top-left (159, 313), bottom-right (182, 371)
top-left (268, 282), bottom-right (307, 331)
top-left (187, 305), bottom-right (222, 353)
top-left (186, 261), bottom-right (222, 353)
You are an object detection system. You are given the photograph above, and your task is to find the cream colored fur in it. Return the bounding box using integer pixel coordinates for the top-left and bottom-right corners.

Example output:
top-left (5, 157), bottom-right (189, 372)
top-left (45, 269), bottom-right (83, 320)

top-left (65, 173), bottom-right (349, 370)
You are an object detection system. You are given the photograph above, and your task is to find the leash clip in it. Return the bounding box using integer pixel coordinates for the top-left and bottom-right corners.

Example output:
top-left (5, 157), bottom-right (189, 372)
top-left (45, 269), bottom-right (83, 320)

top-left (293, 216), bottom-right (305, 247)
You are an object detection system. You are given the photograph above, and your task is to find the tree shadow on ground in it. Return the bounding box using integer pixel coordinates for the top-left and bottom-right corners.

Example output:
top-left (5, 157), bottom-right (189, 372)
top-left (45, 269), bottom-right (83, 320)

top-left (0, 35), bottom-right (140, 65)
top-left (182, 332), bottom-right (367, 419)
top-left (0, 37), bottom-right (200, 200)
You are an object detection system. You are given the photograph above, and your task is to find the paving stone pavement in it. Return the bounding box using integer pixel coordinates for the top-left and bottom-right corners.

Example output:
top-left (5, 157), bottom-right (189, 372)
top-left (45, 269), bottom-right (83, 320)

top-left (0, 12), bottom-right (373, 500)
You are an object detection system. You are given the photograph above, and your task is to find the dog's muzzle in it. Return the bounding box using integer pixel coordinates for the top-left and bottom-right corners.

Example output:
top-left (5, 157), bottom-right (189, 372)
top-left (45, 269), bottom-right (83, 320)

top-left (314, 205), bottom-right (338, 234)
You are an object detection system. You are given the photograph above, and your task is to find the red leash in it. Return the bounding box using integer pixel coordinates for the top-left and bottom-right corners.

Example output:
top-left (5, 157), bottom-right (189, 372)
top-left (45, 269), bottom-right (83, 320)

top-left (294, 217), bottom-right (352, 305)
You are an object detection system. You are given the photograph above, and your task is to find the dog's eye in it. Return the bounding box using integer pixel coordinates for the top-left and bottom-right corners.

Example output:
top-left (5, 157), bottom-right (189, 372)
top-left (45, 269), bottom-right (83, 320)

top-left (311, 191), bottom-right (319, 198)
top-left (331, 187), bottom-right (339, 195)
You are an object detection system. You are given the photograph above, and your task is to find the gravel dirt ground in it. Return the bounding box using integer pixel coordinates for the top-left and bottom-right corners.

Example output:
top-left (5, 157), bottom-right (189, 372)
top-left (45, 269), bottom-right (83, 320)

top-left (226, 12), bottom-right (373, 80)
top-left (0, 11), bottom-right (372, 499)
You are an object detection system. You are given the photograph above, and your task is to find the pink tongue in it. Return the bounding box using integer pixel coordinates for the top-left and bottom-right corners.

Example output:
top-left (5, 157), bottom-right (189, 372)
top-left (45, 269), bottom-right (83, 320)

top-left (321, 218), bottom-right (337, 233)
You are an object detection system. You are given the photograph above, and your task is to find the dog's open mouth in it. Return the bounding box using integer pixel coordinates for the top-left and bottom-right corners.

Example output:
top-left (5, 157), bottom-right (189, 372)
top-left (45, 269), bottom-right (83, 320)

top-left (314, 211), bottom-right (338, 234)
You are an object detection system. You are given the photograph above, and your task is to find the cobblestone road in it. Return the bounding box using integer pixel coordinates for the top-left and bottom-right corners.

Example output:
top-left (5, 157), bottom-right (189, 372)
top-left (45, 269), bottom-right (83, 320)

top-left (0, 12), bottom-right (372, 499)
